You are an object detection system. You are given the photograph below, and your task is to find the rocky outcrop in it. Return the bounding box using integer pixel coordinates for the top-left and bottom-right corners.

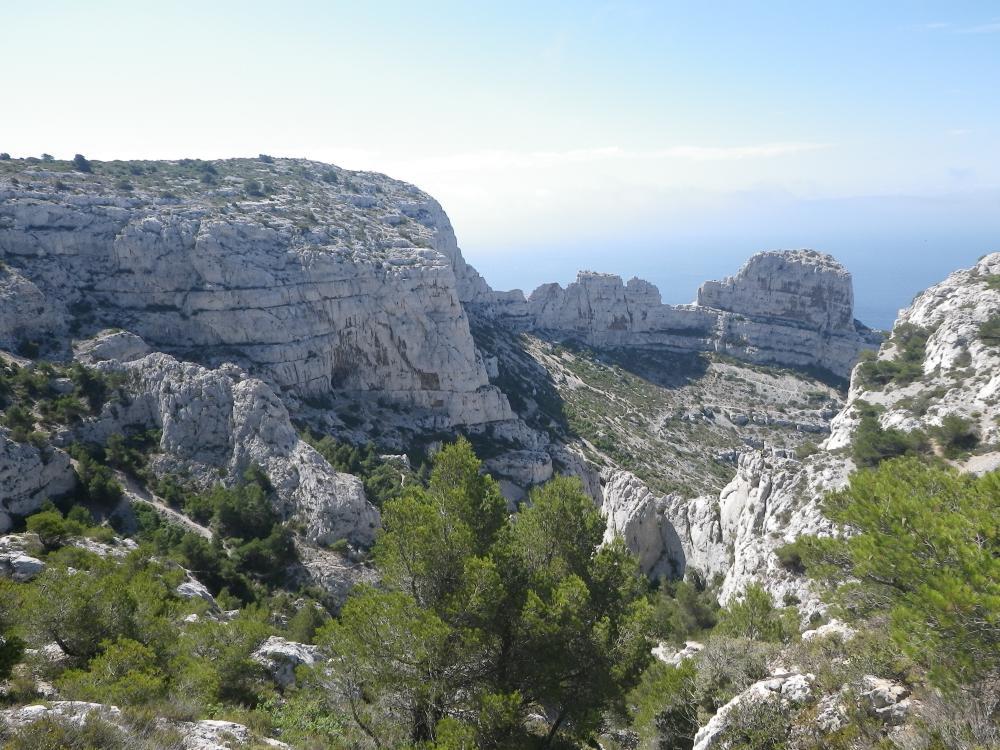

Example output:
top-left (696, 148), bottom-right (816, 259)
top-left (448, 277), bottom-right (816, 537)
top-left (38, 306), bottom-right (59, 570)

top-left (828, 252), bottom-right (1000, 456)
top-left (252, 635), bottom-right (323, 688)
top-left (75, 333), bottom-right (380, 546)
top-left (0, 430), bottom-right (76, 533)
top-left (697, 250), bottom-right (855, 332)
top-left (692, 671), bottom-right (814, 750)
top-left (0, 701), bottom-right (290, 749)
top-left (660, 253), bottom-right (999, 608)
top-left (600, 469), bottom-right (727, 580)
top-left (0, 266), bottom-right (63, 353)
top-left (506, 250), bottom-right (879, 379)
top-left (0, 160), bottom-right (510, 428)
top-left (599, 451), bottom-right (846, 613)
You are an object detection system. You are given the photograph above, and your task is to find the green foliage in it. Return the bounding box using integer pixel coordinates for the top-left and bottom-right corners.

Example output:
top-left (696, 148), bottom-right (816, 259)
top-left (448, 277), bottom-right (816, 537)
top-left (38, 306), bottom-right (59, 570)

top-left (171, 611), bottom-right (272, 707)
top-left (244, 178), bottom-right (264, 197)
top-left (794, 441), bottom-right (819, 460)
top-left (851, 403), bottom-right (928, 467)
top-left (19, 553), bottom-right (182, 662)
top-left (979, 314), bottom-right (1000, 345)
top-left (716, 584), bottom-right (797, 643)
top-left (717, 696), bottom-right (788, 749)
top-left (69, 443), bottom-right (124, 504)
top-left (305, 432), bottom-right (413, 509)
top-left (57, 637), bottom-right (167, 706)
top-left (630, 659), bottom-right (699, 750)
top-left (649, 572), bottom-right (719, 643)
top-left (774, 540), bottom-right (807, 574)
top-left (321, 442), bottom-right (651, 747)
top-left (71, 153), bottom-right (92, 173)
top-left (1, 404), bottom-right (34, 440)
top-left (26, 509), bottom-right (84, 550)
top-left (929, 414), bottom-right (979, 458)
top-left (856, 323), bottom-right (933, 389)
top-left (799, 458), bottom-right (1000, 688)
top-left (0, 580), bottom-right (25, 682)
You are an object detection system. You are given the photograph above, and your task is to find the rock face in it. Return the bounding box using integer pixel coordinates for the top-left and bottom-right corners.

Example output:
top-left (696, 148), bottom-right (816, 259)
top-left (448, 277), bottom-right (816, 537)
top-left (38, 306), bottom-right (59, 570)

top-left (600, 469), bottom-right (727, 580)
top-left (828, 252), bottom-right (1000, 456)
top-left (252, 635), bottom-right (323, 688)
top-left (0, 266), bottom-right (63, 353)
top-left (598, 255), bottom-right (1000, 610)
top-left (691, 671), bottom-right (814, 750)
top-left (697, 250), bottom-right (855, 332)
top-left (0, 160), bottom-right (510, 428)
top-left (0, 431), bottom-right (76, 533)
top-left (505, 250), bottom-right (879, 379)
top-left (78, 332), bottom-right (379, 546)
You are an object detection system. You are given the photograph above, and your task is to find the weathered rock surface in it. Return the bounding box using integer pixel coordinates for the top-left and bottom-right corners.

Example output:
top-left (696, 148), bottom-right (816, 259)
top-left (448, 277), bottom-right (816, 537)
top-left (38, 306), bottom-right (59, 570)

top-left (828, 251), bottom-right (1000, 454)
top-left (0, 160), bottom-right (510, 428)
top-left (0, 701), bottom-right (290, 749)
top-left (0, 266), bottom-right (63, 353)
top-left (506, 250), bottom-right (880, 379)
top-left (651, 640), bottom-right (704, 667)
top-left (691, 671), bottom-right (814, 750)
top-left (252, 635), bottom-right (323, 688)
top-left (78, 335), bottom-right (379, 546)
top-left (0, 430), bottom-right (76, 533)
top-left (600, 469), bottom-right (727, 580)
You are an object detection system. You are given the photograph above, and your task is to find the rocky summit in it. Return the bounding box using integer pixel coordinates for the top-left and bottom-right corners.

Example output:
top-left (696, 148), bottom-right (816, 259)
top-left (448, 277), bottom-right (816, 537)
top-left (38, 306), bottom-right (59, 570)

top-left (0, 155), bottom-right (997, 750)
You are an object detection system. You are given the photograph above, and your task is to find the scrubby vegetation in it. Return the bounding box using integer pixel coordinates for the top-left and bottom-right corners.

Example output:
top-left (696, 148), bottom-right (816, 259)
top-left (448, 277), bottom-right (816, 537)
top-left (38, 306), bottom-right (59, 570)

top-left (0, 423), bottom-right (996, 748)
top-left (797, 458), bottom-right (999, 688)
top-left (303, 432), bottom-right (415, 509)
top-left (855, 322), bottom-right (934, 390)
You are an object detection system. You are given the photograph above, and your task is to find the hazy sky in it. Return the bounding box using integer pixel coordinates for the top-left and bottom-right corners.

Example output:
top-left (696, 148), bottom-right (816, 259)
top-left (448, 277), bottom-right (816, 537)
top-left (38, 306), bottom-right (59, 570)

top-left (3, 1), bottom-right (999, 326)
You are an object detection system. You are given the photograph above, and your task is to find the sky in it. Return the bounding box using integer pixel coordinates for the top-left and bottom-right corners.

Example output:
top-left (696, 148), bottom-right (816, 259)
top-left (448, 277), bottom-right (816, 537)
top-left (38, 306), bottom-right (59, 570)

top-left (3, 1), bottom-right (999, 327)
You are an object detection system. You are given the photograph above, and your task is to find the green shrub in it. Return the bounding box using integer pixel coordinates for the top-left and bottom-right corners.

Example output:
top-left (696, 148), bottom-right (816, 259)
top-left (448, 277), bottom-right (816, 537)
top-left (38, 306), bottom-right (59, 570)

top-left (979, 314), bottom-right (1000, 346)
top-left (716, 584), bottom-right (796, 643)
top-left (57, 637), bottom-right (167, 706)
top-left (72, 153), bottom-right (92, 173)
top-left (244, 178), bottom-right (264, 197)
top-left (851, 405), bottom-right (928, 467)
top-left (856, 323), bottom-right (932, 389)
top-left (650, 573), bottom-right (719, 643)
top-left (794, 441), bottom-right (819, 460)
top-left (929, 414), bottom-right (979, 458)
top-left (630, 659), bottom-right (699, 750)
top-left (798, 458), bottom-right (1000, 688)
top-left (718, 695), bottom-right (789, 749)
top-left (774, 540), bottom-right (806, 574)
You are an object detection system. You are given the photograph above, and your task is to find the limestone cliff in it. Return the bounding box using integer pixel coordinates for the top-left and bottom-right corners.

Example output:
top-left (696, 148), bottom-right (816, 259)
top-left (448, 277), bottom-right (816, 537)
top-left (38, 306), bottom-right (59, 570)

top-left (0, 158), bottom-right (510, 428)
top-left (597, 253), bottom-right (1000, 610)
top-left (486, 249), bottom-right (880, 380)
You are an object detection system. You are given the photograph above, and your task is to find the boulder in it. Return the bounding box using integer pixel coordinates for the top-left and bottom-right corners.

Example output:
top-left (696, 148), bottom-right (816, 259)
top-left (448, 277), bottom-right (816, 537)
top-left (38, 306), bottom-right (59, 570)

top-left (252, 636), bottom-right (323, 688)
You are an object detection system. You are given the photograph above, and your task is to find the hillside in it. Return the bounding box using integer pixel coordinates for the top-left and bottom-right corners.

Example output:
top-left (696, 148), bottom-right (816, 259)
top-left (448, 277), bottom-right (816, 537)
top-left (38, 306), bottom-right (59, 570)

top-left (0, 155), bottom-right (996, 749)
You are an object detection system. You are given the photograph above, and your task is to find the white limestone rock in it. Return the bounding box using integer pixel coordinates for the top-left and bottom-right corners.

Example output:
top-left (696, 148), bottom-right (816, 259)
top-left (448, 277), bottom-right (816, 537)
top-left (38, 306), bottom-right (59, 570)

top-left (0, 551), bottom-right (44, 582)
top-left (0, 429), bottom-right (76, 533)
top-left (252, 635), bottom-right (323, 688)
top-left (828, 252), bottom-right (1000, 452)
top-left (0, 266), bottom-right (64, 353)
top-left (175, 578), bottom-right (220, 611)
top-left (861, 676), bottom-right (915, 725)
top-left (599, 469), bottom-right (728, 580)
top-left (520, 250), bottom-right (879, 378)
top-left (0, 164), bottom-right (511, 429)
top-left (652, 640), bottom-right (704, 666)
top-left (692, 671), bottom-right (814, 750)
top-left (79, 344), bottom-right (380, 546)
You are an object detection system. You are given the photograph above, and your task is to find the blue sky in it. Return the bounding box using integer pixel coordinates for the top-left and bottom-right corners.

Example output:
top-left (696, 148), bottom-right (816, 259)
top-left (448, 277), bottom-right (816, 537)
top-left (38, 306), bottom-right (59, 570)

top-left (3, 1), bottom-right (999, 326)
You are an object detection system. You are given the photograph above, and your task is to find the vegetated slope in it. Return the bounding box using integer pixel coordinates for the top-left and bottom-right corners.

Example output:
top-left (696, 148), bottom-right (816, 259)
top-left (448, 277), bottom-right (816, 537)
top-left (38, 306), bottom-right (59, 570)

top-left (474, 321), bottom-right (843, 498)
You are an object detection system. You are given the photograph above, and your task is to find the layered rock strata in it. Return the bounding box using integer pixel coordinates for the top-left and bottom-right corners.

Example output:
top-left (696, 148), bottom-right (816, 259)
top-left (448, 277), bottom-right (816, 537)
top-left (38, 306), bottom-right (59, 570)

top-left (484, 250), bottom-right (880, 379)
top-left (0, 161), bottom-right (510, 428)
